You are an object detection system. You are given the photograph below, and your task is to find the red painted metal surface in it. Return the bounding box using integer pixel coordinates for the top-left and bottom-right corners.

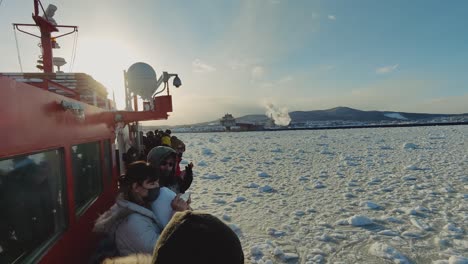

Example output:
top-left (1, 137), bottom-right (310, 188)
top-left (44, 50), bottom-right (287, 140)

top-left (0, 75), bottom-right (172, 263)
top-left (0, 76), bottom-right (117, 263)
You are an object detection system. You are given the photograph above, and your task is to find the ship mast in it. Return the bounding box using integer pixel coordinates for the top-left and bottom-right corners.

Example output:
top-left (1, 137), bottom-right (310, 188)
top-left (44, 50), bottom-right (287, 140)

top-left (13, 0), bottom-right (78, 74)
top-left (33, 0), bottom-right (57, 73)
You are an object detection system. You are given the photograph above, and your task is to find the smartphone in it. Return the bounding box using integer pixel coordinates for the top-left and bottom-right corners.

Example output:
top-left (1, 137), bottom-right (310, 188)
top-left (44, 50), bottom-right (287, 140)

top-left (180, 192), bottom-right (191, 202)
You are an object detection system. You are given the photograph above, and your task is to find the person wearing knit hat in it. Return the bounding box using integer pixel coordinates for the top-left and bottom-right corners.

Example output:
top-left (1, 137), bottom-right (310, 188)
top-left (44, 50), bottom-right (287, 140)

top-left (147, 146), bottom-right (192, 194)
top-left (171, 136), bottom-right (193, 192)
top-left (92, 162), bottom-right (189, 261)
top-left (152, 211), bottom-right (245, 264)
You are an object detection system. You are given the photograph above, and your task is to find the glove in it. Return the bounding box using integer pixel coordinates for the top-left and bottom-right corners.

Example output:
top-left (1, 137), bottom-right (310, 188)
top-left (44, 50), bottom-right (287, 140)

top-left (180, 163), bottom-right (193, 193)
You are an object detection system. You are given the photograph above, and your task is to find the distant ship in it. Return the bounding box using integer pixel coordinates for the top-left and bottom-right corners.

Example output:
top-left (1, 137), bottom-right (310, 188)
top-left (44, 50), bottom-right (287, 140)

top-left (220, 113), bottom-right (236, 131)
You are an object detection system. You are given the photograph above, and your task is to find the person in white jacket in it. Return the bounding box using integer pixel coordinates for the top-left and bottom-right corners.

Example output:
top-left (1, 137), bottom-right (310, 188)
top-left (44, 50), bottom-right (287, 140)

top-left (93, 161), bottom-right (189, 257)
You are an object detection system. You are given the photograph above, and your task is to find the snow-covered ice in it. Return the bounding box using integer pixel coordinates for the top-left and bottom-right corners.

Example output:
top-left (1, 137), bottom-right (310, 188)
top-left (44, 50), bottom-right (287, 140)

top-left (178, 126), bottom-right (468, 263)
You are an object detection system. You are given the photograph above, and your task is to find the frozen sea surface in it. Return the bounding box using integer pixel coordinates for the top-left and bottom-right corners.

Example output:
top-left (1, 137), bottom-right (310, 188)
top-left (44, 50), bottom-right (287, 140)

top-left (179, 126), bottom-right (468, 263)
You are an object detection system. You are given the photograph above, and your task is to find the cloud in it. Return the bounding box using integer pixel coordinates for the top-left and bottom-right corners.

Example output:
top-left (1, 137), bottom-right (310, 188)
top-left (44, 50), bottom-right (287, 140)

top-left (376, 64), bottom-right (399, 74)
top-left (251, 66), bottom-right (265, 80)
top-left (328, 15), bottom-right (336, 20)
top-left (192, 59), bottom-right (216, 73)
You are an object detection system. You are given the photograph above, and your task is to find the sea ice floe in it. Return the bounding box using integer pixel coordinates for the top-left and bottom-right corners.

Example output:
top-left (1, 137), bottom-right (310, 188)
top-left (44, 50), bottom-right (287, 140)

top-left (228, 223), bottom-right (241, 236)
top-left (348, 215), bottom-right (374, 226)
top-left (208, 138), bottom-right (219, 143)
top-left (403, 143), bottom-right (419, 149)
top-left (250, 245), bottom-right (263, 256)
top-left (293, 210), bottom-right (306, 216)
top-left (202, 148), bottom-right (214, 155)
top-left (201, 174), bottom-right (223, 180)
top-left (406, 164), bottom-right (421, 170)
top-left (348, 181), bottom-right (359, 187)
top-left (429, 134), bottom-right (446, 140)
top-left (298, 176), bottom-right (309, 181)
top-left (266, 227), bottom-right (285, 237)
top-left (434, 237), bottom-right (451, 248)
top-left (309, 248), bottom-right (326, 255)
top-left (402, 230), bottom-right (423, 238)
top-left (273, 247), bottom-right (283, 256)
top-left (452, 239), bottom-right (468, 248)
top-left (440, 186), bottom-right (456, 193)
top-left (448, 256), bottom-right (468, 264)
top-left (344, 160), bottom-right (358, 166)
top-left (197, 161), bottom-right (207, 166)
top-left (402, 175), bottom-right (418, 181)
top-left (404, 207), bottom-right (427, 216)
top-left (213, 198), bottom-right (226, 204)
top-left (378, 230), bottom-right (399, 236)
top-left (234, 196), bottom-right (246, 202)
top-left (222, 214), bottom-right (231, 221)
top-left (220, 156), bottom-right (231, 162)
top-left (410, 217), bottom-right (432, 231)
top-left (282, 253), bottom-right (299, 261)
top-left (257, 259), bottom-right (273, 264)
top-left (360, 201), bottom-right (383, 210)
top-left (381, 216), bottom-right (405, 224)
top-left (433, 260), bottom-right (449, 264)
top-left (317, 234), bottom-right (334, 242)
top-left (369, 242), bottom-right (410, 264)
top-left (320, 148), bottom-right (333, 155)
top-left (258, 185), bottom-right (275, 193)
top-left (314, 181), bottom-right (326, 188)
top-left (258, 172), bottom-right (271, 178)
top-left (444, 223), bottom-right (464, 235)
top-left (245, 183), bottom-right (259, 188)
top-left (368, 178), bottom-right (382, 185)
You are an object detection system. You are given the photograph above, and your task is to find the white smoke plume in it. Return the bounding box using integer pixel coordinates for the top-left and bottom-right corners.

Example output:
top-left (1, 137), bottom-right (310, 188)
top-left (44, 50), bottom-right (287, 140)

top-left (265, 103), bottom-right (291, 126)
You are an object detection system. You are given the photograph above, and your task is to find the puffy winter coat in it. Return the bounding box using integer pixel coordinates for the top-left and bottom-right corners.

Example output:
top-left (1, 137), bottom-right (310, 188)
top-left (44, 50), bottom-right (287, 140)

top-left (93, 195), bottom-right (164, 256)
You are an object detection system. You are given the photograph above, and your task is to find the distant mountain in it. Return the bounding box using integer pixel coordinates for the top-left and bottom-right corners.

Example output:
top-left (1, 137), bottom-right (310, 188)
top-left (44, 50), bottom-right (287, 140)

top-left (288, 106), bottom-right (463, 122)
top-left (145, 107), bottom-right (467, 129)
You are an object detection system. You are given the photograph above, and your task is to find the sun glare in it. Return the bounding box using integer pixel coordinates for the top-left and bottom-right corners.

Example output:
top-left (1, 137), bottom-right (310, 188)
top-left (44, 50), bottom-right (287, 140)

top-left (75, 37), bottom-right (140, 110)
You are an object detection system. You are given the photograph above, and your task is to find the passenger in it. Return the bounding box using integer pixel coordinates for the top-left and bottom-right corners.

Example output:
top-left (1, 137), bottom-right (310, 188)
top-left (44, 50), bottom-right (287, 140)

top-left (154, 211), bottom-right (244, 264)
top-left (102, 211), bottom-right (245, 264)
top-left (123, 146), bottom-right (139, 168)
top-left (147, 146), bottom-right (192, 194)
top-left (93, 161), bottom-right (189, 257)
top-left (160, 130), bottom-right (171, 147)
top-left (154, 130), bottom-right (162, 147)
top-left (144, 131), bottom-right (154, 152)
top-left (170, 137), bottom-right (193, 188)
top-left (139, 131), bottom-right (147, 149)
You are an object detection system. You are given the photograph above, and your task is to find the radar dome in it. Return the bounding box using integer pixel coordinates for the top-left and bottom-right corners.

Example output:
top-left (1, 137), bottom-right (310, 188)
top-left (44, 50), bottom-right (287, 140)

top-left (127, 62), bottom-right (158, 100)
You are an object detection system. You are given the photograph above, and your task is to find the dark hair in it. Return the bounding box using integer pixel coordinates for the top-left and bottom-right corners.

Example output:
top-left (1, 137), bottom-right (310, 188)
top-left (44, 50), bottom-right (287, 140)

top-left (118, 161), bottom-right (158, 195)
top-left (153, 211), bottom-right (244, 264)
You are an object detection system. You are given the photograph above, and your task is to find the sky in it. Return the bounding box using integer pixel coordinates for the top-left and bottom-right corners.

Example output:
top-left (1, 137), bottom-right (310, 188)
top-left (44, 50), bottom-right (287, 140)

top-left (1, 0), bottom-right (467, 125)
